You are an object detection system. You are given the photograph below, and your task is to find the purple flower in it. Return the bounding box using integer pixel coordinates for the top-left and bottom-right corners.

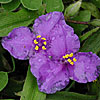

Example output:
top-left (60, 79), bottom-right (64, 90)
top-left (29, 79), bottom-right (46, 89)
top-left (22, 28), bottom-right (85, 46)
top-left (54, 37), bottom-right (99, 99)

top-left (2, 12), bottom-right (68, 59)
top-left (2, 12), bottom-right (100, 94)
top-left (30, 12), bottom-right (100, 93)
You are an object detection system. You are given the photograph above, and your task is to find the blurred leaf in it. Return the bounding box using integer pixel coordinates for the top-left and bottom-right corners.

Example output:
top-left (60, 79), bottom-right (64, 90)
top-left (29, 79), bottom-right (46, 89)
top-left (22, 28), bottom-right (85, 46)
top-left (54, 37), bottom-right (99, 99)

top-left (0, 0), bottom-right (12, 3)
top-left (64, 0), bottom-right (82, 18)
top-left (21, 0), bottom-right (42, 10)
top-left (80, 29), bottom-right (100, 53)
top-left (0, 7), bottom-right (5, 13)
top-left (89, 19), bottom-right (100, 26)
top-left (80, 27), bottom-right (100, 42)
top-left (46, 91), bottom-right (96, 100)
top-left (88, 81), bottom-right (99, 95)
top-left (38, 4), bottom-right (46, 16)
top-left (0, 8), bottom-right (38, 37)
top-left (10, 56), bottom-right (15, 73)
top-left (0, 99), bottom-right (15, 100)
top-left (0, 54), bottom-right (12, 71)
top-left (69, 10), bottom-right (91, 36)
top-left (81, 2), bottom-right (100, 18)
top-left (0, 71), bottom-right (8, 91)
top-left (2, 0), bottom-right (20, 11)
top-left (46, 0), bottom-right (64, 13)
top-left (2, 78), bottom-right (24, 97)
top-left (98, 91), bottom-right (100, 100)
top-left (20, 66), bottom-right (46, 100)
top-left (91, 0), bottom-right (100, 8)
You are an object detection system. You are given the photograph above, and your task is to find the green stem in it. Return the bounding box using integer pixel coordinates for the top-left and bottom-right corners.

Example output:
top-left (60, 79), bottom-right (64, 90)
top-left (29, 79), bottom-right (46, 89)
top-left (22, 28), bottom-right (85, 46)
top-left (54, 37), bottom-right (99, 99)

top-left (66, 81), bottom-right (75, 91)
top-left (65, 18), bottom-right (89, 25)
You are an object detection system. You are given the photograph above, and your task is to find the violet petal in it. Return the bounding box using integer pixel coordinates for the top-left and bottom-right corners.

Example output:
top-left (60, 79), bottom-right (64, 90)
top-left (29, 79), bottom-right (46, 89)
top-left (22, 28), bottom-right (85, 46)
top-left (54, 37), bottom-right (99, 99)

top-left (68, 52), bottom-right (100, 83)
top-left (2, 27), bottom-right (34, 60)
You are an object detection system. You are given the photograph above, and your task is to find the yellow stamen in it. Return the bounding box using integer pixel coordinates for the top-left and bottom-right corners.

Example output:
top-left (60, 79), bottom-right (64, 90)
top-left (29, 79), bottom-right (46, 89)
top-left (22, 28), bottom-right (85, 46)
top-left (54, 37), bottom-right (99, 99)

top-left (42, 46), bottom-right (46, 50)
top-left (65, 54), bottom-right (69, 58)
top-left (70, 62), bottom-right (74, 65)
top-left (73, 58), bottom-right (77, 62)
top-left (69, 53), bottom-right (73, 57)
top-left (36, 35), bottom-right (41, 38)
top-left (67, 59), bottom-right (72, 63)
top-left (41, 37), bottom-right (46, 40)
top-left (63, 56), bottom-right (66, 59)
top-left (35, 45), bottom-right (39, 50)
top-left (34, 39), bottom-right (38, 44)
top-left (93, 79), bottom-right (97, 82)
top-left (43, 41), bottom-right (47, 45)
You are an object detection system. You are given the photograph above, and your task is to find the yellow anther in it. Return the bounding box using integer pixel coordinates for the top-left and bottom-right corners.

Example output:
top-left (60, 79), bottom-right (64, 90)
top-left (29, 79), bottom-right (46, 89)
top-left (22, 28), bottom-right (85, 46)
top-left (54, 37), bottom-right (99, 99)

top-left (35, 45), bottom-right (39, 50)
top-left (73, 58), bottom-right (77, 62)
top-left (69, 53), bottom-right (73, 57)
top-left (42, 46), bottom-right (46, 50)
top-left (41, 37), bottom-right (46, 40)
top-left (67, 59), bottom-right (72, 63)
top-left (34, 39), bottom-right (38, 44)
top-left (63, 56), bottom-right (66, 59)
top-left (70, 62), bottom-right (74, 65)
top-left (36, 35), bottom-right (41, 38)
top-left (93, 79), bottom-right (97, 82)
top-left (43, 41), bottom-right (47, 45)
top-left (65, 54), bottom-right (69, 58)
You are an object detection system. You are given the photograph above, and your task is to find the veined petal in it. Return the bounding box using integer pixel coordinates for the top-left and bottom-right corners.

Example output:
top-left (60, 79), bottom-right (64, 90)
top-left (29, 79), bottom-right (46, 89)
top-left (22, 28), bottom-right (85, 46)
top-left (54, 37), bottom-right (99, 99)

top-left (29, 53), bottom-right (69, 94)
top-left (65, 33), bottom-right (80, 53)
top-left (47, 36), bottom-right (66, 58)
top-left (33, 11), bottom-right (63, 37)
top-left (68, 52), bottom-right (100, 83)
top-left (2, 27), bottom-right (34, 60)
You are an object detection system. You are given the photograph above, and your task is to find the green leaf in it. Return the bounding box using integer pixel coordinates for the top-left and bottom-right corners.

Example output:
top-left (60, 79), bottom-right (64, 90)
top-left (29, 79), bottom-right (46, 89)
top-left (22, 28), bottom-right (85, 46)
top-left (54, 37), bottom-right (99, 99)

top-left (2, 0), bottom-right (20, 11)
top-left (21, 0), bottom-right (42, 10)
top-left (10, 56), bottom-right (15, 73)
top-left (0, 54), bottom-right (12, 71)
top-left (46, 0), bottom-right (64, 13)
top-left (0, 99), bottom-right (15, 100)
top-left (68, 10), bottom-right (91, 36)
top-left (89, 19), bottom-right (100, 26)
top-left (91, 0), bottom-right (100, 8)
top-left (98, 91), bottom-right (100, 100)
top-left (2, 78), bottom-right (24, 97)
top-left (46, 92), bottom-right (96, 100)
top-left (80, 29), bottom-right (100, 53)
top-left (64, 0), bottom-right (82, 18)
top-left (80, 27), bottom-right (100, 42)
top-left (0, 71), bottom-right (8, 91)
top-left (0, 0), bottom-right (12, 3)
top-left (88, 81), bottom-right (99, 95)
top-left (0, 8), bottom-right (38, 37)
top-left (38, 4), bottom-right (46, 16)
top-left (20, 66), bottom-right (46, 100)
top-left (81, 2), bottom-right (100, 19)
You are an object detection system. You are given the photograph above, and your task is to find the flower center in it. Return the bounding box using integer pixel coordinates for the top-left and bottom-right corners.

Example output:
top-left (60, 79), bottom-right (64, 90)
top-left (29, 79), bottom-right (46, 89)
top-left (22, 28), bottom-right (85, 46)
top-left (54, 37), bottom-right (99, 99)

top-left (33, 35), bottom-right (47, 51)
top-left (62, 53), bottom-right (77, 65)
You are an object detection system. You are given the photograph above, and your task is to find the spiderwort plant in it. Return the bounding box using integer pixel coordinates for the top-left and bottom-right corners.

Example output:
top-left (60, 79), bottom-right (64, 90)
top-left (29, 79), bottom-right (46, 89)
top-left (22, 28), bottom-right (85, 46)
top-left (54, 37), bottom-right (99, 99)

top-left (2, 12), bottom-right (100, 94)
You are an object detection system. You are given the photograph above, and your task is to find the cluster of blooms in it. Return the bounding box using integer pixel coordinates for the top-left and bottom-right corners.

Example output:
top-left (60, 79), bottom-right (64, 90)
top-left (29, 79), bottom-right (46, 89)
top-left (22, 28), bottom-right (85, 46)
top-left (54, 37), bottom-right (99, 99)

top-left (2, 12), bottom-right (100, 94)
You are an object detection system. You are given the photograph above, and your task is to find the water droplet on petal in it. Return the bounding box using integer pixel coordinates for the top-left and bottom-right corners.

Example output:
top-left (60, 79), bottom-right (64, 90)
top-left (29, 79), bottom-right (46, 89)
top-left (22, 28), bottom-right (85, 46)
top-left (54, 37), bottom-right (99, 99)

top-left (46, 14), bottom-right (51, 21)
top-left (52, 37), bottom-right (55, 40)
top-left (34, 22), bottom-right (39, 27)
top-left (38, 59), bottom-right (42, 62)
top-left (86, 66), bottom-right (89, 69)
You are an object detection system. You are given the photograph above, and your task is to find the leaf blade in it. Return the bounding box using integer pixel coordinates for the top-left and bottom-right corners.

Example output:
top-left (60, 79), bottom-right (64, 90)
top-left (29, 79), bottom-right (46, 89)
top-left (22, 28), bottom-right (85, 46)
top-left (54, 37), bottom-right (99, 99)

top-left (20, 66), bottom-right (46, 100)
top-left (0, 9), bottom-right (38, 37)
top-left (46, 0), bottom-right (64, 13)
top-left (0, 71), bottom-right (8, 91)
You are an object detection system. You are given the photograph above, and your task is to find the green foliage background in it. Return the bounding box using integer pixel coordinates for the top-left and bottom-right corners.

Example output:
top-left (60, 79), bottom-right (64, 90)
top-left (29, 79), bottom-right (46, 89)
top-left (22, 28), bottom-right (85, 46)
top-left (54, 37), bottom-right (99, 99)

top-left (0, 0), bottom-right (100, 100)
